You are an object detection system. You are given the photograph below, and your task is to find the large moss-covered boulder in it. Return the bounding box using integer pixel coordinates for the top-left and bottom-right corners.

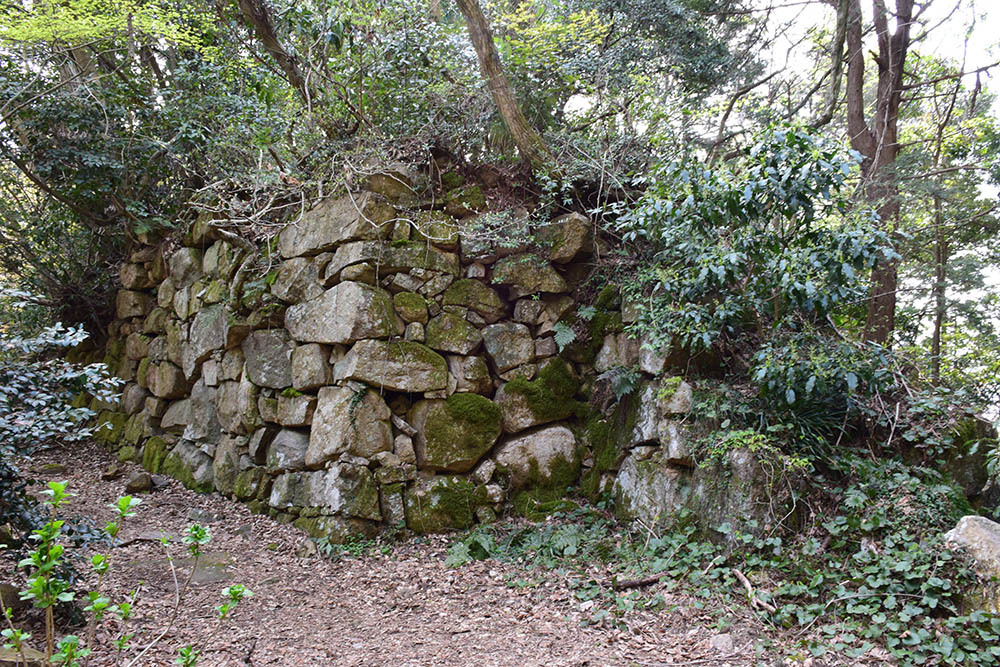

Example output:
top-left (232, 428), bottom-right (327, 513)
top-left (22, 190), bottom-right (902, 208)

top-left (404, 476), bottom-right (489, 533)
top-left (393, 292), bottom-right (428, 324)
top-left (278, 192), bottom-right (395, 258)
top-left (442, 279), bottom-right (506, 323)
top-left (425, 312), bottom-right (482, 355)
top-left (494, 425), bottom-right (579, 490)
top-left (491, 254), bottom-right (568, 298)
top-left (495, 358), bottom-right (580, 433)
top-left (93, 411), bottom-right (127, 447)
top-left (162, 440), bottom-right (215, 493)
top-left (306, 386), bottom-right (393, 467)
top-left (285, 282), bottom-right (402, 345)
top-left (334, 340), bottom-right (447, 393)
top-left (409, 394), bottom-right (501, 473)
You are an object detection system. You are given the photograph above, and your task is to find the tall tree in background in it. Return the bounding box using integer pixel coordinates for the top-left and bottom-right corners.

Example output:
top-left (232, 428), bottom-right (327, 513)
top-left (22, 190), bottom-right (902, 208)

top-left (454, 0), bottom-right (551, 172)
top-left (842, 0), bottom-right (916, 345)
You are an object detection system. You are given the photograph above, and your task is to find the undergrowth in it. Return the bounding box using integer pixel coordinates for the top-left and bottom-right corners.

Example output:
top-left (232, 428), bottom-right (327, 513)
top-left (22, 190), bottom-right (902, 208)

top-left (444, 458), bottom-right (999, 666)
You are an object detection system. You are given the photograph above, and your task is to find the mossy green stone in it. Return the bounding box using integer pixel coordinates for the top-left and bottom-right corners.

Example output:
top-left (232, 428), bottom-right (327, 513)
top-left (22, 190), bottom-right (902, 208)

top-left (136, 357), bottom-right (151, 387)
top-left (404, 476), bottom-right (489, 533)
top-left (292, 515), bottom-right (379, 543)
top-left (442, 279), bottom-right (505, 322)
top-left (425, 312), bottom-right (482, 355)
top-left (504, 359), bottom-right (585, 423)
top-left (102, 338), bottom-right (125, 371)
top-left (393, 291), bottom-right (428, 324)
top-left (117, 445), bottom-right (139, 463)
top-left (161, 447), bottom-right (214, 493)
top-left (412, 394), bottom-right (501, 472)
top-left (440, 171), bottom-right (464, 191)
top-left (142, 436), bottom-right (170, 473)
top-left (93, 411), bottom-right (127, 447)
top-left (233, 466), bottom-right (265, 500)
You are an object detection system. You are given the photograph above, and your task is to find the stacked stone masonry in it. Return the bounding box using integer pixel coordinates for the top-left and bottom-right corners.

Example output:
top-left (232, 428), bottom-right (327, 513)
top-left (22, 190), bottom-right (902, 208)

top-left (92, 170), bottom-right (766, 542)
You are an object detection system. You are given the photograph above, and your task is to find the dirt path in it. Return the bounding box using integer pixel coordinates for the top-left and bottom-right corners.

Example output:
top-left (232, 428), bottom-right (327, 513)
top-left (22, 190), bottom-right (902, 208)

top-left (13, 442), bottom-right (772, 666)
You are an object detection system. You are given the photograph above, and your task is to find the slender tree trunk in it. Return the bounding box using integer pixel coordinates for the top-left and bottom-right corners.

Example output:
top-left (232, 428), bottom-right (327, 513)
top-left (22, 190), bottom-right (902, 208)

top-left (931, 194), bottom-right (946, 383)
top-left (843, 0), bottom-right (915, 345)
top-left (236, 0), bottom-right (313, 109)
top-left (454, 0), bottom-right (551, 172)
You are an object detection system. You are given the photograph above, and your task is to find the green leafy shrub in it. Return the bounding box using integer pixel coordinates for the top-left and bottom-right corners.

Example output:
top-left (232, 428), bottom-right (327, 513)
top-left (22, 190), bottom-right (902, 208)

top-left (0, 316), bottom-right (120, 552)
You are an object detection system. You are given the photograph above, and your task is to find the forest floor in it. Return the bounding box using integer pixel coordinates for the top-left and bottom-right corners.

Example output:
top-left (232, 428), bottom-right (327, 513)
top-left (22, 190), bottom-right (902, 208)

top-left (5, 441), bottom-right (867, 667)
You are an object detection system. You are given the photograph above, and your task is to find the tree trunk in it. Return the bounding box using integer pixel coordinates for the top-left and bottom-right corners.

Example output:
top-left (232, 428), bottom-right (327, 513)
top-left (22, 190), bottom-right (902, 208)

top-left (236, 0), bottom-right (313, 109)
top-left (931, 194), bottom-right (946, 383)
top-left (454, 0), bottom-right (551, 172)
top-left (843, 0), bottom-right (915, 345)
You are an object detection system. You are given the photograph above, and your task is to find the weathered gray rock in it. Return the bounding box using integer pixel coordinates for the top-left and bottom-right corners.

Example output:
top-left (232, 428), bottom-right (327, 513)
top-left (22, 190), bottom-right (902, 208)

top-left (324, 241), bottom-right (460, 281)
top-left (446, 355), bottom-right (492, 395)
top-left (157, 279), bottom-right (176, 309)
top-left (366, 164), bottom-right (418, 203)
top-left (492, 254), bottom-right (568, 298)
top-left (276, 393), bottom-right (317, 427)
top-left (494, 425), bottom-right (578, 489)
top-left (595, 333), bottom-right (640, 372)
top-left (404, 321), bottom-right (425, 343)
top-left (243, 330), bottom-right (293, 389)
top-left (215, 376), bottom-right (259, 435)
top-left (117, 290), bottom-right (154, 319)
top-left (285, 282), bottom-right (403, 345)
top-left (125, 470), bottom-right (153, 493)
top-left (442, 279), bottom-right (506, 323)
top-left (270, 257), bottom-right (325, 303)
top-left (482, 322), bottom-right (534, 372)
top-left (142, 307), bottom-right (170, 334)
top-left (536, 212), bottom-right (593, 263)
top-left (248, 425), bottom-right (280, 465)
top-left (183, 379), bottom-right (222, 442)
top-left (122, 384), bottom-right (149, 415)
top-left (147, 362), bottom-right (188, 399)
top-left (944, 515), bottom-right (1000, 612)
top-left (613, 447), bottom-right (776, 536)
top-left (160, 399), bottom-right (191, 434)
top-left (334, 340), bottom-right (448, 393)
top-left (409, 395), bottom-right (502, 473)
top-left (169, 248), bottom-right (203, 288)
top-left (203, 240), bottom-right (235, 278)
top-left (279, 192), bottom-right (394, 258)
top-left (120, 262), bottom-right (155, 290)
top-left (188, 304), bottom-right (231, 367)
top-left (290, 343), bottom-right (333, 391)
top-left (394, 433), bottom-right (417, 464)
top-left (124, 333), bottom-right (150, 361)
top-left (212, 434), bottom-right (245, 497)
top-left (425, 312), bottom-right (482, 355)
top-left (306, 386), bottom-right (393, 467)
top-left (270, 464), bottom-right (380, 520)
top-left (266, 428), bottom-right (310, 473)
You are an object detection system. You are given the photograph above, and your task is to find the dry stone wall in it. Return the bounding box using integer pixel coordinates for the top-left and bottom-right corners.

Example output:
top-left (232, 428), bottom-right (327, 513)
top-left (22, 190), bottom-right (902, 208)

top-left (89, 171), bottom-right (772, 542)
